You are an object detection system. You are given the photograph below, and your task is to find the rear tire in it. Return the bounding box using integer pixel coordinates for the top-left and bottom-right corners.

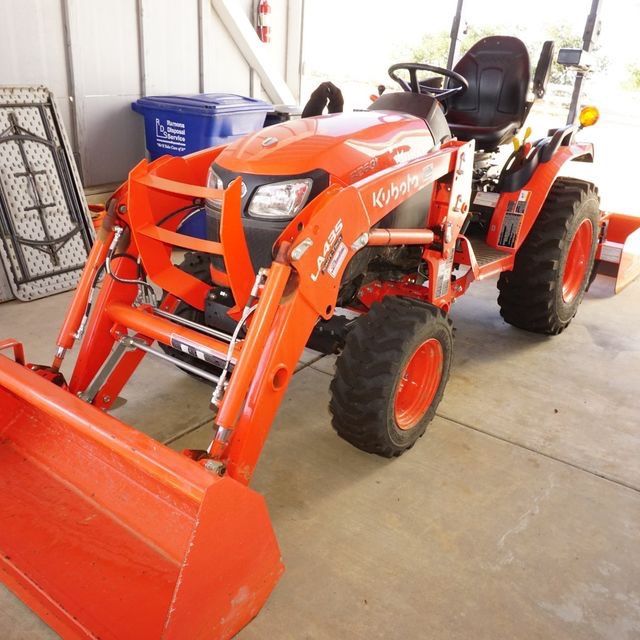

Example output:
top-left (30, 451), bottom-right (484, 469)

top-left (497, 178), bottom-right (599, 335)
top-left (329, 296), bottom-right (453, 458)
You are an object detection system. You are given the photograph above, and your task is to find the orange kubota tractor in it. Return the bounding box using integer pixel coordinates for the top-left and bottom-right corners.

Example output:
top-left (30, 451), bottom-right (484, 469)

top-left (1, 36), bottom-right (639, 639)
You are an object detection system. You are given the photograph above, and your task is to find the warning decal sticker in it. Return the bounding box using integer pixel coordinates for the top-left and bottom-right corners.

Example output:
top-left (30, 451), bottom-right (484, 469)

top-left (498, 190), bottom-right (531, 248)
top-left (327, 242), bottom-right (348, 278)
top-left (473, 191), bottom-right (500, 208)
top-left (170, 335), bottom-right (227, 369)
top-left (435, 252), bottom-right (455, 298)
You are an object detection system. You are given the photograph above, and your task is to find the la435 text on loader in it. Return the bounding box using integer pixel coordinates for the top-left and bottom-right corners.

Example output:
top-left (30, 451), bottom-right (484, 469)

top-left (1, 36), bottom-right (639, 639)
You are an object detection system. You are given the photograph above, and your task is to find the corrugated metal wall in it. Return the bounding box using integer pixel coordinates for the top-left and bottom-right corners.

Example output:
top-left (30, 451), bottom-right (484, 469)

top-left (0, 0), bottom-right (302, 187)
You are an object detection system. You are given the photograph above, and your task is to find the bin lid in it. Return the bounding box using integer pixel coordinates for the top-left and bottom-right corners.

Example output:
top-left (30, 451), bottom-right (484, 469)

top-left (132, 93), bottom-right (272, 116)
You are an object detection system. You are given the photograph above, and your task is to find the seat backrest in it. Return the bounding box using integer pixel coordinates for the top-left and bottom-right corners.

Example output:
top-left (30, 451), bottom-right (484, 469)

top-left (447, 36), bottom-right (530, 129)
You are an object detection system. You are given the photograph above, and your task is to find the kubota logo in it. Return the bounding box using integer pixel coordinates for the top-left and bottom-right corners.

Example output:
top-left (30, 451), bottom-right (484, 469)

top-left (311, 219), bottom-right (344, 282)
top-left (371, 166), bottom-right (433, 209)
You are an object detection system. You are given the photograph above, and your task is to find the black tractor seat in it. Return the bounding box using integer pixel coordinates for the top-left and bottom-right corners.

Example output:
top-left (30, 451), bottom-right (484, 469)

top-left (446, 36), bottom-right (530, 151)
top-left (447, 121), bottom-right (519, 151)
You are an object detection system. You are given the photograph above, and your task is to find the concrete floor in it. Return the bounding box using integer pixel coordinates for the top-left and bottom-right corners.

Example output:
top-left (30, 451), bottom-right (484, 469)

top-left (0, 274), bottom-right (638, 639)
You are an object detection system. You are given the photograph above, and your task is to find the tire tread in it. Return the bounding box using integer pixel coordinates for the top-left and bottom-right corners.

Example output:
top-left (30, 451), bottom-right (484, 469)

top-left (329, 296), bottom-right (452, 457)
top-left (497, 178), bottom-right (599, 335)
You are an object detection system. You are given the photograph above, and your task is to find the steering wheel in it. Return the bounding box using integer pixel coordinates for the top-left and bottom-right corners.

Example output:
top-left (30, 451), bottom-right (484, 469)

top-left (388, 62), bottom-right (468, 102)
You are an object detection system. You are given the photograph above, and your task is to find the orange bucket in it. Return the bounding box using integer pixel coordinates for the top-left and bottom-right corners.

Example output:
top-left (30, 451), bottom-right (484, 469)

top-left (0, 343), bottom-right (283, 639)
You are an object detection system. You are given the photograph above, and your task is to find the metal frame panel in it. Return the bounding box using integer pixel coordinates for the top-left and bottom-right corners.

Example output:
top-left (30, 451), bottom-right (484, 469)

top-left (0, 86), bottom-right (93, 301)
top-left (0, 260), bottom-right (12, 303)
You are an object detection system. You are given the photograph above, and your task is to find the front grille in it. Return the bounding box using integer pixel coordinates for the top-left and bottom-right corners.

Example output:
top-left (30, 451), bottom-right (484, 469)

top-left (205, 200), bottom-right (284, 274)
top-left (205, 164), bottom-right (329, 275)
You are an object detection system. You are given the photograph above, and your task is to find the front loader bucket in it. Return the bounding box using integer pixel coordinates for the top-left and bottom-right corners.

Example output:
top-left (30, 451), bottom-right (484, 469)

top-left (0, 347), bottom-right (283, 640)
top-left (597, 213), bottom-right (640, 293)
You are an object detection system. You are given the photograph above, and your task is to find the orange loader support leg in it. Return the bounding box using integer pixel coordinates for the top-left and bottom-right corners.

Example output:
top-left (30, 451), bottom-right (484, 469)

top-left (69, 254), bottom-right (140, 396)
top-left (211, 258), bottom-right (293, 458)
top-left (52, 223), bottom-right (114, 363)
top-left (222, 288), bottom-right (322, 484)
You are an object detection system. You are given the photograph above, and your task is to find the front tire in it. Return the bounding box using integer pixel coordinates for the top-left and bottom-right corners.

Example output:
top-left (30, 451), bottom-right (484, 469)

top-left (329, 296), bottom-right (453, 458)
top-left (497, 178), bottom-right (599, 335)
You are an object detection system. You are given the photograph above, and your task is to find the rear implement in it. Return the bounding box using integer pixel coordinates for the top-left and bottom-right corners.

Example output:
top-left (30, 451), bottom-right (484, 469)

top-left (596, 213), bottom-right (640, 293)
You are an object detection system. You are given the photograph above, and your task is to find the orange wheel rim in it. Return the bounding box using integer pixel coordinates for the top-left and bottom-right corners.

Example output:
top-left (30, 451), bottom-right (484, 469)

top-left (394, 338), bottom-right (444, 430)
top-left (562, 219), bottom-right (593, 303)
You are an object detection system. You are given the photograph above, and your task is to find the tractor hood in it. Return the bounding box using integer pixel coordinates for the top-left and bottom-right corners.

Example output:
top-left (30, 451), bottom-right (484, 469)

top-left (205, 110), bottom-right (440, 275)
top-left (213, 110), bottom-right (436, 185)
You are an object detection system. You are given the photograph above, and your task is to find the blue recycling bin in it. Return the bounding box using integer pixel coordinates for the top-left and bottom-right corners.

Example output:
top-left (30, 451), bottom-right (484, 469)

top-left (132, 93), bottom-right (272, 160)
top-left (132, 93), bottom-right (272, 239)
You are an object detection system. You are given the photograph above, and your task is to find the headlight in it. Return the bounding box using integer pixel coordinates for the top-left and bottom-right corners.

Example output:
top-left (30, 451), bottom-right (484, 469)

top-left (248, 179), bottom-right (312, 220)
top-left (207, 166), bottom-right (224, 189)
top-left (206, 167), bottom-right (224, 206)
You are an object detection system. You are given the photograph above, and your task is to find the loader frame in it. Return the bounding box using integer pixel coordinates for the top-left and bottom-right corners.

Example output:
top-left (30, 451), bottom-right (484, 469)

top-left (44, 133), bottom-right (606, 484)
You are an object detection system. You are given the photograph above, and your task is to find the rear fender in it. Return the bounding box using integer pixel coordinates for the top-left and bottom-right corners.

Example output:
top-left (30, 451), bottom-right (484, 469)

top-left (486, 142), bottom-right (594, 252)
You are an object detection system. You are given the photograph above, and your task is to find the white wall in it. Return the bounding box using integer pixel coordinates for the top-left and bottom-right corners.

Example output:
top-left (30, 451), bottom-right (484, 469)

top-left (0, 1), bottom-right (75, 156)
top-left (0, 0), bottom-right (302, 186)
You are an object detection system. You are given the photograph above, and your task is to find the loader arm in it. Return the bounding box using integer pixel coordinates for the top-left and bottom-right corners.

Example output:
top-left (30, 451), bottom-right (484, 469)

top-left (54, 140), bottom-right (471, 483)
